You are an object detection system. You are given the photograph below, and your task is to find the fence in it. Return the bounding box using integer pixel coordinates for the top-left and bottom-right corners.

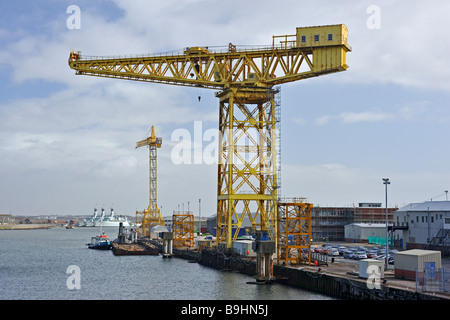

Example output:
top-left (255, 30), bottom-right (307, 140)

top-left (416, 268), bottom-right (450, 294)
top-left (368, 236), bottom-right (393, 246)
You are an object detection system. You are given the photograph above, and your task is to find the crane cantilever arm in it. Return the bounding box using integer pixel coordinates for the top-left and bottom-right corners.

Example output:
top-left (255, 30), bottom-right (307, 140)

top-left (68, 24), bottom-right (351, 89)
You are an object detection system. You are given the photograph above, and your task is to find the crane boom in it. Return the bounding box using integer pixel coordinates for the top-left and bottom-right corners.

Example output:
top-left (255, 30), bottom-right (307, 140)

top-left (69, 24), bottom-right (350, 90)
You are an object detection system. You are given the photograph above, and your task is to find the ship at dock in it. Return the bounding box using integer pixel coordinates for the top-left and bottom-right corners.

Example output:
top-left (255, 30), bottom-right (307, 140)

top-left (79, 208), bottom-right (130, 228)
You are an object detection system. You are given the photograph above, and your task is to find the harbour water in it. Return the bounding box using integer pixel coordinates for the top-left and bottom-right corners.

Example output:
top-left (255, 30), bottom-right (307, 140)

top-left (0, 227), bottom-right (333, 300)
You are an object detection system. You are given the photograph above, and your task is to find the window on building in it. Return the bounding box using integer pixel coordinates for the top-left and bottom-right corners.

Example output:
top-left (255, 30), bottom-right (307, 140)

top-left (416, 216), bottom-right (419, 223)
top-left (301, 35), bottom-right (306, 43)
top-left (314, 34), bottom-right (319, 42)
top-left (431, 216), bottom-right (434, 223)
top-left (328, 34), bottom-right (333, 41)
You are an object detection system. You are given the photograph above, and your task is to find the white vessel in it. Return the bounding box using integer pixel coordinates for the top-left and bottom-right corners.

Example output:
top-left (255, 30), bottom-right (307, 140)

top-left (96, 208), bottom-right (130, 227)
top-left (80, 208), bottom-right (130, 227)
top-left (79, 208), bottom-right (98, 227)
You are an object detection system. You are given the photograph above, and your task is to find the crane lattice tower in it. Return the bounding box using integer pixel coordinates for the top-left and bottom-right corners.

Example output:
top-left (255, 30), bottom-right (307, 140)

top-left (136, 126), bottom-right (164, 236)
top-left (68, 24), bottom-right (351, 249)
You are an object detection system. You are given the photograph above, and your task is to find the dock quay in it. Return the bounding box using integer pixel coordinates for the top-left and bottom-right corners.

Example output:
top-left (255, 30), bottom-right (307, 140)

top-left (0, 223), bottom-right (54, 230)
top-left (146, 240), bottom-right (449, 300)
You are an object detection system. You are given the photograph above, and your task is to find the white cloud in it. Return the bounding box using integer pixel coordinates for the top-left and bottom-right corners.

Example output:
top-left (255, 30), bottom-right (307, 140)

top-left (314, 110), bottom-right (394, 125)
top-left (281, 162), bottom-right (450, 208)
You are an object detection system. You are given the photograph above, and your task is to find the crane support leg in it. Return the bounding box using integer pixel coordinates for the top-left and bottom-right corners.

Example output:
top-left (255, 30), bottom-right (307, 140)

top-left (216, 88), bottom-right (279, 249)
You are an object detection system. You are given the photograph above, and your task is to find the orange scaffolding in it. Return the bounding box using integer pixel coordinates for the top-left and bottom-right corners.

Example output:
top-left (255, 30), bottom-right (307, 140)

top-left (172, 213), bottom-right (194, 248)
top-left (277, 199), bottom-right (313, 266)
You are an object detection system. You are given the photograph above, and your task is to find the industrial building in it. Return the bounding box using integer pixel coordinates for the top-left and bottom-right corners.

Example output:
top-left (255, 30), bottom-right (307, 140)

top-left (311, 203), bottom-right (397, 241)
top-left (393, 201), bottom-right (450, 255)
top-left (344, 223), bottom-right (389, 242)
top-left (394, 249), bottom-right (442, 280)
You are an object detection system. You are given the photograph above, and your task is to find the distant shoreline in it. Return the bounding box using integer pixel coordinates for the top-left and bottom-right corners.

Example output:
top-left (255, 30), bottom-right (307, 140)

top-left (0, 224), bottom-right (56, 230)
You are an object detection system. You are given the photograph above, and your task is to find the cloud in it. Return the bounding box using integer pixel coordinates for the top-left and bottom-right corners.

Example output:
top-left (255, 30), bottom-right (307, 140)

top-left (314, 110), bottom-right (394, 125)
top-left (281, 162), bottom-right (450, 208)
top-left (344, 1), bottom-right (450, 91)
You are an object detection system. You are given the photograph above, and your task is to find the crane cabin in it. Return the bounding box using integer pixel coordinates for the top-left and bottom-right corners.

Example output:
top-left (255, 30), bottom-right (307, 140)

top-left (296, 24), bottom-right (351, 72)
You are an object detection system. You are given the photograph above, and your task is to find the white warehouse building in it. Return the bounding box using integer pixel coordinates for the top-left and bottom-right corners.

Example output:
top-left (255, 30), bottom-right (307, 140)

top-left (393, 201), bottom-right (450, 254)
top-left (344, 223), bottom-right (388, 242)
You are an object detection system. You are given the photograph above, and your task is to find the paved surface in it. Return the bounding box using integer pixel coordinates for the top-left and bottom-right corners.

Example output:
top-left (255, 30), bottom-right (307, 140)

top-left (299, 252), bottom-right (450, 299)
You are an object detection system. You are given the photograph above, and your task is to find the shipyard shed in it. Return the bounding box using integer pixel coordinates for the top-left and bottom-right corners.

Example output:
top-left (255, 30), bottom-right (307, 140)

top-left (344, 223), bottom-right (387, 242)
top-left (394, 249), bottom-right (441, 280)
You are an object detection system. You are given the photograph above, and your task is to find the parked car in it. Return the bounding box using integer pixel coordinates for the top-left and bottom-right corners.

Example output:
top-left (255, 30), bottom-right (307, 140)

top-left (367, 252), bottom-right (379, 259)
top-left (353, 251), bottom-right (367, 260)
top-left (344, 250), bottom-right (355, 259)
top-left (329, 249), bottom-right (340, 256)
top-left (314, 247), bottom-right (323, 253)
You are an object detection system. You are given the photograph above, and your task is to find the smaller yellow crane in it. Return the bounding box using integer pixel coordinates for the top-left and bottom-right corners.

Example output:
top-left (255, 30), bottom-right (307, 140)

top-left (136, 126), bottom-right (164, 237)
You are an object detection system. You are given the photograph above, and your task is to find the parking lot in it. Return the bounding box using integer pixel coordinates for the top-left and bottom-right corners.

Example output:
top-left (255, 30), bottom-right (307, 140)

top-left (311, 242), bottom-right (397, 266)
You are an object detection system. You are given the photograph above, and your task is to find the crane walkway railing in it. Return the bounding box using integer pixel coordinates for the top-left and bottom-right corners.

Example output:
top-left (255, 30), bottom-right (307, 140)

top-left (70, 43), bottom-right (305, 62)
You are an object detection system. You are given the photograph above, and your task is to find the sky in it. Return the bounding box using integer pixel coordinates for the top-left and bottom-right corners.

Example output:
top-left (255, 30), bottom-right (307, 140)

top-left (1, 0), bottom-right (450, 217)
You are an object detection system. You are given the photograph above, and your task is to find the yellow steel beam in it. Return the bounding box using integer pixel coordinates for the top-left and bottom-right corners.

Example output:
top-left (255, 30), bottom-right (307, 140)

top-left (68, 25), bottom-right (350, 90)
top-left (136, 126), bottom-right (164, 237)
top-left (277, 200), bottom-right (313, 266)
top-left (216, 88), bottom-right (278, 248)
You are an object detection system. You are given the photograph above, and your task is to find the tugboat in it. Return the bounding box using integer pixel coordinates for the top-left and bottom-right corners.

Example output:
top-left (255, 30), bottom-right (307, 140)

top-left (87, 232), bottom-right (112, 250)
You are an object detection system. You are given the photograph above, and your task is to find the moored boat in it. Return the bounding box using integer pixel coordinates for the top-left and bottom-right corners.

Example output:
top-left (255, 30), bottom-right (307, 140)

top-left (87, 232), bottom-right (112, 250)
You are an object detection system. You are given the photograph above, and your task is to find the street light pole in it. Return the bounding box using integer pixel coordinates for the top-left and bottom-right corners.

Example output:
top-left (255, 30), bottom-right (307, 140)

top-left (382, 178), bottom-right (390, 270)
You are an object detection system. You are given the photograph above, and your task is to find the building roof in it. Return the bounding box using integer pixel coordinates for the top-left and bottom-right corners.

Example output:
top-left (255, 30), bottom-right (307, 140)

top-left (397, 201), bottom-right (450, 212)
top-left (395, 249), bottom-right (441, 256)
top-left (347, 223), bottom-right (388, 228)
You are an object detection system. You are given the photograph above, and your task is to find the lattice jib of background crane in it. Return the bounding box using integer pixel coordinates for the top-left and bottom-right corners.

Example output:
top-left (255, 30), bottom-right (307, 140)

top-left (172, 213), bottom-right (194, 248)
top-left (216, 88), bottom-right (279, 249)
top-left (277, 200), bottom-right (312, 266)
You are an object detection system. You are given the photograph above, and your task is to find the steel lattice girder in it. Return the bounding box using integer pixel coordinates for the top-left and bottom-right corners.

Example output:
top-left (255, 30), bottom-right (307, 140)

top-left (216, 88), bottom-right (279, 249)
top-left (173, 214), bottom-right (194, 247)
top-left (277, 201), bottom-right (312, 265)
top-left (69, 43), bottom-right (349, 90)
top-left (136, 127), bottom-right (164, 236)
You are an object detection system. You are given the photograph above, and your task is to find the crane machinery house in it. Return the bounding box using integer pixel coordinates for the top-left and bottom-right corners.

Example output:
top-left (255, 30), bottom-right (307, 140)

top-left (296, 24), bottom-right (350, 72)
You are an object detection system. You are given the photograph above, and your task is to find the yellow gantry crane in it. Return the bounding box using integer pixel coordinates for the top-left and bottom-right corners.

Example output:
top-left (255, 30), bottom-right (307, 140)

top-left (69, 24), bottom-right (351, 249)
top-left (136, 126), bottom-right (164, 237)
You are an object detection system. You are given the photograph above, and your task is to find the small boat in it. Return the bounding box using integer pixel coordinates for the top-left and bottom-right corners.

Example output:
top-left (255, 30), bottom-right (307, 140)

top-left (87, 232), bottom-right (112, 250)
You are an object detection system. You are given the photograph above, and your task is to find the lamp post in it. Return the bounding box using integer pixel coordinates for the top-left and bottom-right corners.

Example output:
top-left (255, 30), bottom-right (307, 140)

top-left (382, 178), bottom-right (390, 270)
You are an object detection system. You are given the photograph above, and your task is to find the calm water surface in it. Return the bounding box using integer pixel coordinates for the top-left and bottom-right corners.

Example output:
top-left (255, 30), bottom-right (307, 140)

top-left (0, 227), bottom-right (333, 300)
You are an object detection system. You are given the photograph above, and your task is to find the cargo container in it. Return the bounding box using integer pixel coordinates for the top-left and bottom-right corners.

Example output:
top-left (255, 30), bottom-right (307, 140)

top-left (359, 259), bottom-right (385, 279)
top-left (233, 240), bottom-right (256, 257)
top-left (394, 249), bottom-right (441, 280)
